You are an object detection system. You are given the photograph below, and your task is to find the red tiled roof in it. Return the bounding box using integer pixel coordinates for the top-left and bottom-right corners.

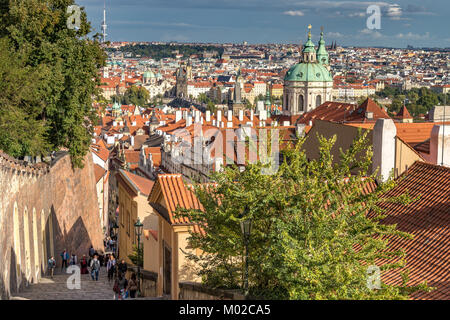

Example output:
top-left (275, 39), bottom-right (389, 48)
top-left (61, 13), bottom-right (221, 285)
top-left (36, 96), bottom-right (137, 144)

top-left (90, 143), bottom-right (110, 162)
top-left (376, 161), bottom-right (450, 300)
top-left (395, 105), bottom-right (413, 119)
top-left (144, 229), bottom-right (158, 241)
top-left (93, 164), bottom-right (106, 183)
top-left (121, 170), bottom-right (154, 196)
top-left (124, 150), bottom-right (140, 164)
top-left (346, 122), bottom-right (450, 147)
top-left (149, 174), bottom-right (204, 234)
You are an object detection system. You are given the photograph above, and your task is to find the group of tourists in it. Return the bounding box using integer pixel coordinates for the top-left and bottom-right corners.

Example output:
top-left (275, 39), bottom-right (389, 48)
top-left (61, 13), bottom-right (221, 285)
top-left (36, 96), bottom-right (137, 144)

top-left (104, 236), bottom-right (116, 253)
top-left (106, 255), bottom-right (137, 299)
top-left (46, 243), bottom-right (138, 299)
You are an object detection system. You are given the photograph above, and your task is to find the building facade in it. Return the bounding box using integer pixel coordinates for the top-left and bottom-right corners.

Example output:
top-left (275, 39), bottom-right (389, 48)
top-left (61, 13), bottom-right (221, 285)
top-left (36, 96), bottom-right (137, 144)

top-left (283, 26), bottom-right (333, 115)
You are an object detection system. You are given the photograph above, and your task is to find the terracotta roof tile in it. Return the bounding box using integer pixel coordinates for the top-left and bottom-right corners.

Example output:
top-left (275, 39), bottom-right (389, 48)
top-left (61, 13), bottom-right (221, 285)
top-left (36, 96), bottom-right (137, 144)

top-left (93, 164), bottom-right (106, 183)
top-left (149, 174), bottom-right (204, 234)
top-left (375, 161), bottom-right (450, 299)
top-left (121, 169), bottom-right (155, 196)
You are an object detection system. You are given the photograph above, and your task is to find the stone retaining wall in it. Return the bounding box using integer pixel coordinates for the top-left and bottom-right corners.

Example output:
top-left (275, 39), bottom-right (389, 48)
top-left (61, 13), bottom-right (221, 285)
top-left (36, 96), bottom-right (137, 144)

top-left (0, 151), bottom-right (104, 299)
top-left (126, 266), bottom-right (158, 298)
top-left (179, 281), bottom-right (245, 300)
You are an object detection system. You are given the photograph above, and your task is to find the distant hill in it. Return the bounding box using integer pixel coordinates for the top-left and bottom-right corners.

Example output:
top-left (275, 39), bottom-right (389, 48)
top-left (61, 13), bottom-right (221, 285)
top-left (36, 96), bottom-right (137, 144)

top-left (106, 44), bottom-right (224, 60)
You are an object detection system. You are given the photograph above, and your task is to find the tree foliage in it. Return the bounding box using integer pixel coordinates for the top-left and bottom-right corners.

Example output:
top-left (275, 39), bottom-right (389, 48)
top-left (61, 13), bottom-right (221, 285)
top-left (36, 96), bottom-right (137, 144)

top-left (177, 131), bottom-right (431, 299)
top-left (0, 0), bottom-right (106, 167)
top-left (376, 86), bottom-right (449, 117)
top-left (128, 244), bottom-right (143, 267)
top-left (121, 85), bottom-right (150, 106)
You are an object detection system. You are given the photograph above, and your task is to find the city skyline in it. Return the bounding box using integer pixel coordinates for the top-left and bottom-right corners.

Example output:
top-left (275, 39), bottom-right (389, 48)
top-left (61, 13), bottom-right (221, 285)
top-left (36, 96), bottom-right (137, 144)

top-left (78, 0), bottom-right (450, 48)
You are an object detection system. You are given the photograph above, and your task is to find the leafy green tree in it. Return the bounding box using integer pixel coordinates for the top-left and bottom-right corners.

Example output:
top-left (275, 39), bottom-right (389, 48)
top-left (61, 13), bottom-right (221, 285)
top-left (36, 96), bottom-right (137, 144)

top-left (417, 94), bottom-right (439, 111)
top-left (177, 131), bottom-right (431, 299)
top-left (207, 101), bottom-right (217, 113)
top-left (390, 98), bottom-right (403, 114)
top-left (0, 0), bottom-right (106, 167)
top-left (122, 85), bottom-right (150, 106)
top-left (0, 37), bottom-right (50, 157)
top-left (128, 244), bottom-right (143, 267)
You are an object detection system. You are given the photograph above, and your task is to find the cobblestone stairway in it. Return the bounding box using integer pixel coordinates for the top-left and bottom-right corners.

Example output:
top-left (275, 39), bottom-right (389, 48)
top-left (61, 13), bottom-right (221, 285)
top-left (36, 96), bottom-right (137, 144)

top-left (10, 267), bottom-right (164, 300)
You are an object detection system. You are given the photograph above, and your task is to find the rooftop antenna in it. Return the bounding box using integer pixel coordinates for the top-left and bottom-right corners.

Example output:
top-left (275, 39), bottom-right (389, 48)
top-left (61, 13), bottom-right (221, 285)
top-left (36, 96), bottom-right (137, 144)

top-left (101, 0), bottom-right (108, 43)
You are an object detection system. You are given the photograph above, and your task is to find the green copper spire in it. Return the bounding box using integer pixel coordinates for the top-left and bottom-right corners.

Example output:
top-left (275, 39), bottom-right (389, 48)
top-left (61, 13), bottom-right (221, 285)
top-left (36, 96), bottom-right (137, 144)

top-left (264, 89), bottom-right (271, 107)
top-left (303, 24), bottom-right (316, 54)
top-left (316, 27), bottom-right (329, 65)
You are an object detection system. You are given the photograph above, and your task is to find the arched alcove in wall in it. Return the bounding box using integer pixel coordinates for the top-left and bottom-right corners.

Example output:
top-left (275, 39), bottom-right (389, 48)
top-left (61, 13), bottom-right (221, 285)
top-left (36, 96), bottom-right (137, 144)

top-left (298, 95), bottom-right (304, 112)
top-left (23, 207), bottom-right (31, 282)
top-left (41, 209), bottom-right (47, 272)
top-left (32, 208), bottom-right (39, 282)
top-left (316, 95), bottom-right (322, 107)
top-left (13, 202), bottom-right (21, 290)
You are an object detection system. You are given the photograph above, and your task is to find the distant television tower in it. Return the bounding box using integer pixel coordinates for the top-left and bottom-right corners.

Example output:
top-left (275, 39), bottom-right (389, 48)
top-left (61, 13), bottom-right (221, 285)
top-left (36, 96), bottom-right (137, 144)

top-left (101, 1), bottom-right (107, 43)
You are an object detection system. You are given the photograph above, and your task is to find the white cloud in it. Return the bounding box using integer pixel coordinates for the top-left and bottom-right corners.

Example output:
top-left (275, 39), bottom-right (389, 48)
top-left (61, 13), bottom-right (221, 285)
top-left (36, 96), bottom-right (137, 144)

top-left (359, 29), bottom-right (383, 39)
top-left (386, 4), bottom-right (402, 18)
top-left (348, 12), bottom-right (365, 18)
top-left (327, 32), bottom-right (344, 38)
top-left (283, 10), bottom-right (305, 16)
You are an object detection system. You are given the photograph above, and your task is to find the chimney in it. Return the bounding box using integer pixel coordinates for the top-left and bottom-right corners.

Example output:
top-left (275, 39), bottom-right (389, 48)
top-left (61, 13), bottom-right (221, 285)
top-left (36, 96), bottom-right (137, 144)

top-left (365, 111), bottom-right (374, 120)
top-left (206, 110), bottom-right (211, 122)
top-left (131, 135), bottom-right (135, 146)
top-left (239, 110), bottom-right (244, 122)
top-left (186, 115), bottom-right (193, 127)
top-left (250, 110), bottom-right (254, 121)
top-left (175, 110), bottom-right (182, 122)
top-left (430, 125), bottom-right (450, 167)
top-left (227, 110), bottom-right (233, 122)
top-left (373, 118), bottom-right (397, 183)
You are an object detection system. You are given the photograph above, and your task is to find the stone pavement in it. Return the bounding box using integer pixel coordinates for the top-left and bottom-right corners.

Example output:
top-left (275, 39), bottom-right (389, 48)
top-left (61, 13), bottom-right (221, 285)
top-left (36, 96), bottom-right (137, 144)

top-left (10, 267), bottom-right (160, 300)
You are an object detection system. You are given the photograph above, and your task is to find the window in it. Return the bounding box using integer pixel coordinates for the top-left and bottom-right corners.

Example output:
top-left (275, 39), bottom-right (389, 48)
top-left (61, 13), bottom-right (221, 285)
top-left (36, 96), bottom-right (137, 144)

top-left (298, 95), bottom-right (304, 112)
top-left (316, 95), bottom-right (322, 107)
top-left (120, 204), bottom-right (124, 225)
top-left (127, 211), bottom-right (130, 236)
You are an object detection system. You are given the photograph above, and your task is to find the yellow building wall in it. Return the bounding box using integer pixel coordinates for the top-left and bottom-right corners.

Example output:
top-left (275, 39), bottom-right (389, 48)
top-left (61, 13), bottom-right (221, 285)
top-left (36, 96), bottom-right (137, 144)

top-left (118, 183), bottom-right (155, 264)
top-left (394, 137), bottom-right (423, 178)
top-left (302, 120), bottom-right (423, 178)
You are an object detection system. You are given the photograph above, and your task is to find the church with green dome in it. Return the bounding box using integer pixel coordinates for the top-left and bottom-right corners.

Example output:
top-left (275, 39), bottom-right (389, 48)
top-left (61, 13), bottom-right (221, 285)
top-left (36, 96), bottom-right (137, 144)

top-left (283, 25), bottom-right (333, 115)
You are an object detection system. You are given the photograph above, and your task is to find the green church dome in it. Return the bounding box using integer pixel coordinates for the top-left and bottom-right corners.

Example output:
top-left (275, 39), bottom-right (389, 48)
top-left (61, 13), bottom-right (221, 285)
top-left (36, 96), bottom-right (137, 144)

top-left (112, 101), bottom-right (121, 110)
top-left (284, 62), bottom-right (332, 82)
top-left (143, 70), bottom-right (155, 78)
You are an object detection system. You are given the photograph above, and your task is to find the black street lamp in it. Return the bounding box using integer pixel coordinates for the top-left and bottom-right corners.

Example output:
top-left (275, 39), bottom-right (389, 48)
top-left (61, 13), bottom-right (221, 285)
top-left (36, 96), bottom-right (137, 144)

top-left (134, 218), bottom-right (144, 297)
top-left (240, 218), bottom-right (252, 298)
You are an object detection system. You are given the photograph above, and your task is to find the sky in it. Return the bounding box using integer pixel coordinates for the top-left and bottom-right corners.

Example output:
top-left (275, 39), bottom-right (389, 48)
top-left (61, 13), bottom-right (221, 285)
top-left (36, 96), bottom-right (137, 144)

top-left (77, 0), bottom-right (450, 48)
